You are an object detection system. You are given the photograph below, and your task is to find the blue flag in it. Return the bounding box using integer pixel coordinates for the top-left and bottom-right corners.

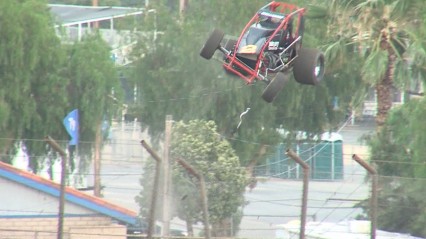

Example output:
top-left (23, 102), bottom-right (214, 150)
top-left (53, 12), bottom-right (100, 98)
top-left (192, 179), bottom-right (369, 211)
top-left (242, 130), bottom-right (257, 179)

top-left (63, 109), bottom-right (79, 145)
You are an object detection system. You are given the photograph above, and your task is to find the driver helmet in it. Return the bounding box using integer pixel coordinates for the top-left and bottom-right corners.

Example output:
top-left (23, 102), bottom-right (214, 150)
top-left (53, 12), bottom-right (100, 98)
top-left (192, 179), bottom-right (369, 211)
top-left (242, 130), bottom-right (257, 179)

top-left (258, 12), bottom-right (282, 27)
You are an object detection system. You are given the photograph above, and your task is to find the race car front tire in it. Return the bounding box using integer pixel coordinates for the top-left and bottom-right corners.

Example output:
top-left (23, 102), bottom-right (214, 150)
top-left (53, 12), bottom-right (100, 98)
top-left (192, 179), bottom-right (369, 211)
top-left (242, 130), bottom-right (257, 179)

top-left (262, 72), bottom-right (289, 103)
top-left (200, 29), bottom-right (224, 60)
top-left (293, 48), bottom-right (325, 85)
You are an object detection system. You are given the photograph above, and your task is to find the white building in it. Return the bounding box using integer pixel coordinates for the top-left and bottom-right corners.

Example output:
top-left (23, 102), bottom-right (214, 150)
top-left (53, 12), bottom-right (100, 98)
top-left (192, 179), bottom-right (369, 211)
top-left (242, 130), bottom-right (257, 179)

top-left (276, 220), bottom-right (423, 239)
top-left (49, 4), bottom-right (147, 66)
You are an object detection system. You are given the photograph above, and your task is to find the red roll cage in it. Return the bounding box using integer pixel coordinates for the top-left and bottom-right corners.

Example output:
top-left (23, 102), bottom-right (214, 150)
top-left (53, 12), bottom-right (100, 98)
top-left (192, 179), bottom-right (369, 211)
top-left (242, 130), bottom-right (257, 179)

top-left (222, 1), bottom-right (306, 84)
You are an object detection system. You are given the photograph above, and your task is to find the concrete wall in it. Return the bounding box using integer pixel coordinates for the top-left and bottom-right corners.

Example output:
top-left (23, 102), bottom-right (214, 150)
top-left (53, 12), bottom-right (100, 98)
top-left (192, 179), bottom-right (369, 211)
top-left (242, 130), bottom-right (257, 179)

top-left (0, 216), bottom-right (126, 239)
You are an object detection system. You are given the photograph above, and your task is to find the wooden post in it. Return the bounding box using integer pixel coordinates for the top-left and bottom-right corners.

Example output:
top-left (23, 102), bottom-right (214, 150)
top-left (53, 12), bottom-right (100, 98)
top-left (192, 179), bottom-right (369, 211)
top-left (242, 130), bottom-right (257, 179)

top-left (352, 154), bottom-right (377, 239)
top-left (176, 158), bottom-right (211, 239)
top-left (286, 149), bottom-right (310, 239)
top-left (140, 140), bottom-right (162, 239)
top-left (45, 136), bottom-right (67, 239)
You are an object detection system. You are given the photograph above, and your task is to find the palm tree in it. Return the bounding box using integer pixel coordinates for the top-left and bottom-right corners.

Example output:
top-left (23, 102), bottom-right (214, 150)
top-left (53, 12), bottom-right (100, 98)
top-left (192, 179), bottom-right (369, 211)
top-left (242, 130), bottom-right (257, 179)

top-left (322, 0), bottom-right (426, 130)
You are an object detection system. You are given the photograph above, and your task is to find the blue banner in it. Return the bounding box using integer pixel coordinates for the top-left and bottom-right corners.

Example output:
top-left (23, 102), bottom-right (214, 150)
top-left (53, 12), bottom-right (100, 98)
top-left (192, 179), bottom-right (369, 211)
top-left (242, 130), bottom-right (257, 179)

top-left (63, 109), bottom-right (79, 145)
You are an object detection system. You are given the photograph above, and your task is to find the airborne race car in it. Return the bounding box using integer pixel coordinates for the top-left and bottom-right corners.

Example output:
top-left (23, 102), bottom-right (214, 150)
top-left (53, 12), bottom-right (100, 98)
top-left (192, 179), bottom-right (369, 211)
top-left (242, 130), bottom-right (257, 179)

top-left (200, 1), bottom-right (325, 103)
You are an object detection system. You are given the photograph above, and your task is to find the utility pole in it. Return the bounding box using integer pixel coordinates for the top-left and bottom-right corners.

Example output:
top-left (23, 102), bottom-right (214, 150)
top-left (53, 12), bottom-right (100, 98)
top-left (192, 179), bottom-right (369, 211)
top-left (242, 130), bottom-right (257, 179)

top-left (45, 136), bottom-right (67, 239)
top-left (162, 115), bottom-right (173, 236)
top-left (179, 0), bottom-right (188, 16)
top-left (286, 149), bottom-right (310, 239)
top-left (140, 140), bottom-right (162, 239)
top-left (352, 154), bottom-right (378, 239)
top-left (176, 158), bottom-right (211, 239)
top-left (92, 0), bottom-right (99, 28)
top-left (94, 123), bottom-right (102, 197)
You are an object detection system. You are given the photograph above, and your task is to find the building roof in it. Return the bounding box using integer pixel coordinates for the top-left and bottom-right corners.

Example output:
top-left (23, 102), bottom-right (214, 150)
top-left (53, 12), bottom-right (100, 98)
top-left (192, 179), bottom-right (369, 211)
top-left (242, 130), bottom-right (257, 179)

top-left (49, 4), bottom-right (143, 27)
top-left (0, 161), bottom-right (137, 225)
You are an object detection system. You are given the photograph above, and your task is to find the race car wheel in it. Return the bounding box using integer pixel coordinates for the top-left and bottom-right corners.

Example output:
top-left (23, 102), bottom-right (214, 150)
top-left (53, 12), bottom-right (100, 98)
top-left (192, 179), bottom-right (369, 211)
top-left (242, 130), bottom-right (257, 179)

top-left (200, 29), bottom-right (224, 60)
top-left (293, 48), bottom-right (324, 85)
top-left (262, 72), bottom-right (289, 103)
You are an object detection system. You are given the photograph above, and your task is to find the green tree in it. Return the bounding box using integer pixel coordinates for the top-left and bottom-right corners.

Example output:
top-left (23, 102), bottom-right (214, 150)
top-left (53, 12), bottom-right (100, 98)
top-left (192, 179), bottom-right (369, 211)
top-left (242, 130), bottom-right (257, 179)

top-left (316, 0), bottom-right (426, 236)
top-left (136, 120), bottom-right (248, 237)
top-left (0, 0), bottom-right (68, 172)
top-left (170, 120), bottom-right (248, 237)
top-left (0, 0), bottom-right (124, 179)
top-left (65, 34), bottom-right (122, 174)
top-left (367, 98), bottom-right (426, 237)
top-left (322, 0), bottom-right (426, 129)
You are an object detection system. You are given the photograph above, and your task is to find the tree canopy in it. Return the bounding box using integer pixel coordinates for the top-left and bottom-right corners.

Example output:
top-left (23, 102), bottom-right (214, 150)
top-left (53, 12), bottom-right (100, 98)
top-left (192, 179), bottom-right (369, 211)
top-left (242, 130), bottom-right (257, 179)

top-left (0, 0), bottom-right (123, 176)
top-left (367, 98), bottom-right (426, 237)
top-left (319, 0), bottom-right (426, 128)
top-left (136, 120), bottom-right (247, 237)
top-left (0, 0), bottom-right (68, 171)
top-left (65, 34), bottom-right (122, 156)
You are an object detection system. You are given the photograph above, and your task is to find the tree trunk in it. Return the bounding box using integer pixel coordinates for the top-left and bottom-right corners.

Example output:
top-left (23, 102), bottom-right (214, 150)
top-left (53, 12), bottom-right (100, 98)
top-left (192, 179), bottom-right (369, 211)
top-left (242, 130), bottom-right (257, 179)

top-left (211, 218), bottom-right (231, 237)
top-left (246, 144), bottom-right (267, 191)
top-left (375, 52), bottom-right (397, 130)
top-left (185, 218), bottom-right (194, 237)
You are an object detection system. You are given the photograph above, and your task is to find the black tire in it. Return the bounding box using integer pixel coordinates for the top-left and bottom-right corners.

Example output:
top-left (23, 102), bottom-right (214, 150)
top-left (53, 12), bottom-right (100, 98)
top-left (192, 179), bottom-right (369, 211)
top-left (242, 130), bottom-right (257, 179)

top-left (262, 72), bottom-right (289, 103)
top-left (200, 29), bottom-right (224, 60)
top-left (293, 48), bottom-right (325, 85)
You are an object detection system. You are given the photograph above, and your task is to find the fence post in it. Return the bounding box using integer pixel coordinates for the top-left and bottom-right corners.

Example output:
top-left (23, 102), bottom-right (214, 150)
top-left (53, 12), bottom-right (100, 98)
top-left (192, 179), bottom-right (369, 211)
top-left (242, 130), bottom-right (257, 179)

top-left (140, 140), bottom-right (162, 239)
top-left (45, 136), bottom-right (67, 239)
top-left (286, 149), bottom-right (310, 239)
top-left (352, 154), bottom-right (377, 239)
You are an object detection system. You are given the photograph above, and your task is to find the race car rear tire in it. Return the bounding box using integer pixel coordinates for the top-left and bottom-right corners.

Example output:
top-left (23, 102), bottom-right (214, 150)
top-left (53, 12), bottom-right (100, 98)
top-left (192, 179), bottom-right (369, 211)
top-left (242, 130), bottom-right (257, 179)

top-left (200, 29), bottom-right (224, 60)
top-left (262, 72), bottom-right (289, 103)
top-left (293, 48), bottom-right (324, 85)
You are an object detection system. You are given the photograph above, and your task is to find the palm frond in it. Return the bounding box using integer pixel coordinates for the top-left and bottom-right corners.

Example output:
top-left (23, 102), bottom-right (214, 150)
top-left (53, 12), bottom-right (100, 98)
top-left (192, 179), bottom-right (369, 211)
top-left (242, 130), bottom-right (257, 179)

top-left (362, 50), bottom-right (388, 84)
top-left (354, 0), bottom-right (383, 12)
top-left (392, 0), bottom-right (419, 16)
top-left (323, 37), bottom-right (351, 63)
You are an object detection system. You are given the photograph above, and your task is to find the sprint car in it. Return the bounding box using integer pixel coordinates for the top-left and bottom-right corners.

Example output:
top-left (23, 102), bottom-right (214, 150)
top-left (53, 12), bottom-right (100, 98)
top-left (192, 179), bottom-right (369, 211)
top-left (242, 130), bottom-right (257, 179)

top-left (200, 1), bottom-right (325, 102)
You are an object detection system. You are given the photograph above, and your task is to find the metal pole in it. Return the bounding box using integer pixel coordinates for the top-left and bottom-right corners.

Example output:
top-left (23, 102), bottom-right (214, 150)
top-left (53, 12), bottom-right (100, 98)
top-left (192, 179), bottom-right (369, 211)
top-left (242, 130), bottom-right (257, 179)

top-left (286, 149), bottom-right (309, 239)
top-left (352, 154), bottom-right (377, 239)
top-left (140, 140), bottom-right (162, 239)
top-left (176, 158), bottom-right (211, 239)
top-left (45, 136), bottom-right (67, 239)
